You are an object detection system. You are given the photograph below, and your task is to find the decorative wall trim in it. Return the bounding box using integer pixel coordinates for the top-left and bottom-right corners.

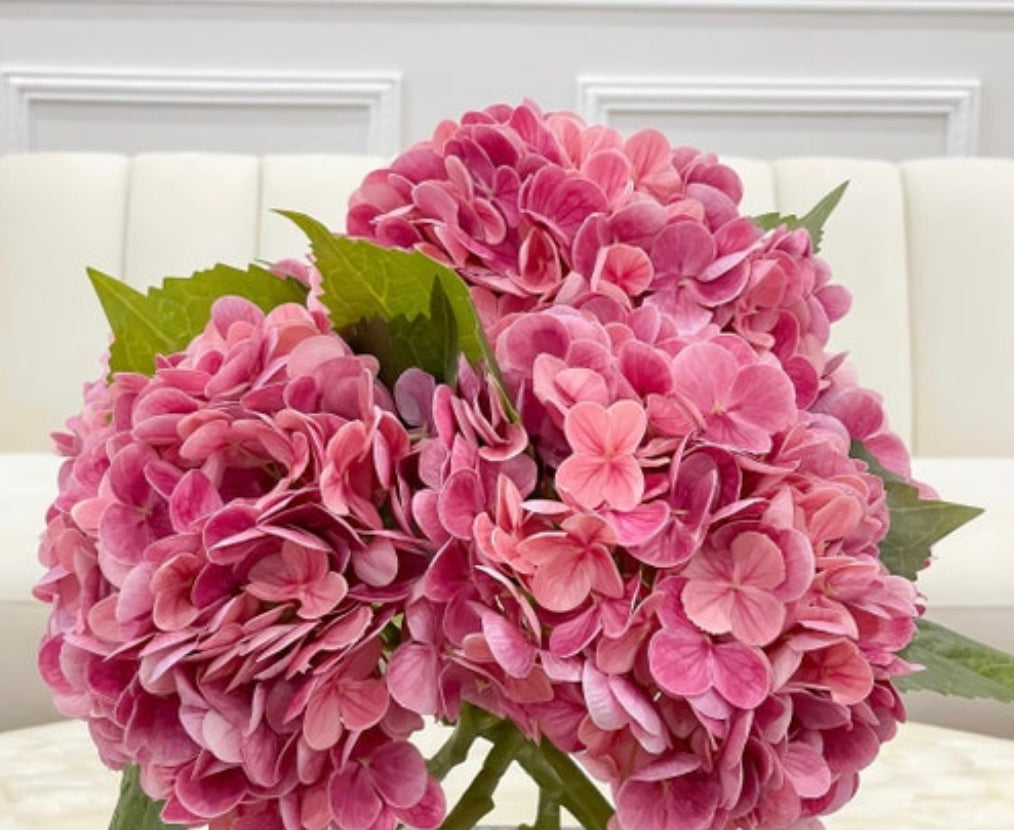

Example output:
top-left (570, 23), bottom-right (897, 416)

top-left (14, 0), bottom-right (1014, 13)
top-left (0, 67), bottom-right (402, 155)
top-left (578, 77), bottom-right (982, 156)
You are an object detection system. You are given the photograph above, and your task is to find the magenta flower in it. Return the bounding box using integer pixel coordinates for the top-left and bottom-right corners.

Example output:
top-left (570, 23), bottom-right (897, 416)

top-left (37, 102), bottom-right (937, 830)
top-left (670, 341), bottom-right (796, 453)
top-left (681, 528), bottom-right (814, 646)
top-left (556, 400), bottom-right (647, 511)
top-left (518, 514), bottom-right (624, 612)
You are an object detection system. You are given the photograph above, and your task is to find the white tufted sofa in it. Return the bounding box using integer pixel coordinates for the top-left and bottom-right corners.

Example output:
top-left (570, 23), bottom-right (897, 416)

top-left (1, 153), bottom-right (1012, 742)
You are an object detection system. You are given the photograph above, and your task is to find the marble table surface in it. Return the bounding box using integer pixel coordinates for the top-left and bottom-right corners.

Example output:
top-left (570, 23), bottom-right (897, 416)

top-left (1, 718), bottom-right (1012, 830)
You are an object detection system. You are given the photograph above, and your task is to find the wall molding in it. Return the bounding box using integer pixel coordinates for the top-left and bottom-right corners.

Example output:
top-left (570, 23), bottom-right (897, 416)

top-left (10, 0), bottom-right (1013, 13)
top-left (0, 67), bottom-right (402, 155)
top-left (578, 77), bottom-right (982, 156)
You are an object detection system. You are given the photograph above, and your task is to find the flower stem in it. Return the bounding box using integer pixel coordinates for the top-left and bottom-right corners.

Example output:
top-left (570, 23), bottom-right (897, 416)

top-left (427, 703), bottom-right (500, 781)
top-left (514, 736), bottom-right (613, 830)
top-left (437, 721), bottom-right (528, 830)
top-left (520, 785), bottom-right (562, 830)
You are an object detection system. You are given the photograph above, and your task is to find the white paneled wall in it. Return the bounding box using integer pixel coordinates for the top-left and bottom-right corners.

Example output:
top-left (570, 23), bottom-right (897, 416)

top-left (0, 2), bottom-right (1012, 160)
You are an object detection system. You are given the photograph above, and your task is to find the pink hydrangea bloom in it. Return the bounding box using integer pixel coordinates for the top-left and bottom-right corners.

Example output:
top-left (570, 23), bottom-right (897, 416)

top-left (351, 102), bottom-right (926, 830)
top-left (38, 101), bottom-right (932, 830)
top-left (36, 299), bottom-right (445, 829)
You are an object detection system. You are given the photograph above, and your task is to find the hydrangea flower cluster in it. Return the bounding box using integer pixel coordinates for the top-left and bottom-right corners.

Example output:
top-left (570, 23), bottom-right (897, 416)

top-left (348, 101), bottom-right (922, 830)
top-left (37, 100), bottom-right (927, 830)
top-left (36, 300), bottom-right (448, 830)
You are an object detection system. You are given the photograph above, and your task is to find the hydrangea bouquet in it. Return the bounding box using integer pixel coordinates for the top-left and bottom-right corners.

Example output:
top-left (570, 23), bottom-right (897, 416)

top-left (35, 101), bottom-right (1014, 830)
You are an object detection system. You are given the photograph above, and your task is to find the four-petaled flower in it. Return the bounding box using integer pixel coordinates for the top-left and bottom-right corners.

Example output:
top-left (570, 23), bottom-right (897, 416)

top-left (556, 399), bottom-right (647, 512)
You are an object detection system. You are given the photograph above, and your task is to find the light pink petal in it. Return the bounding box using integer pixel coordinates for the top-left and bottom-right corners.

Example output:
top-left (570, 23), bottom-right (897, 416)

top-left (606, 399), bottom-right (648, 455)
top-left (609, 673), bottom-right (663, 738)
top-left (563, 401), bottom-right (611, 455)
top-left (353, 539), bottom-right (398, 587)
top-left (582, 149), bottom-right (632, 205)
top-left (647, 628), bottom-right (711, 697)
top-left (330, 765), bottom-right (382, 830)
top-left (303, 686), bottom-right (343, 751)
top-left (672, 342), bottom-right (737, 414)
top-left (387, 644), bottom-right (441, 715)
top-left (548, 605), bottom-right (601, 657)
top-left (585, 546), bottom-right (625, 600)
top-left (554, 453), bottom-right (607, 510)
top-left (201, 710), bottom-right (243, 763)
top-left (482, 612), bottom-right (537, 678)
top-left (338, 678), bottom-right (389, 731)
top-left (729, 587), bottom-right (786, 646)
top-left (531, 551), bottom-right (593, 612)
top-left (650, 221), bottom-right (717, 280)
top-left (800, 641), bottom-right (874, 706)
top-left (730, 531), bottom-right (786, 589)
top-left (600, 456), bottom-right (646, 513)
top-left (437, 468), bottom-right (486, 539)
top-left (609, 500), bottom-right (670, 547)
top-left (395, 777), bottom-right (446, 829)
top-left (369, 741), bottom-right (429, 809)
top-left (784, 740), bottom-right (833, 798)
top-left (581, 663), bottom-right (626, 730)
top-left (593, 243), bottom-right (654, 297)
top-left (681, 579), bottom-right (737, 637)
top-left (731, 364), bottom-right (796, 433)
top-left (711, 642), bottom-right (771, 709)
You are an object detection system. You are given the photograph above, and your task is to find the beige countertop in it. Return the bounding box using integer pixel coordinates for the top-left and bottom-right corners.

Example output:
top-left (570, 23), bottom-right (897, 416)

top-left (1, 718), bottom-right (1012, 830)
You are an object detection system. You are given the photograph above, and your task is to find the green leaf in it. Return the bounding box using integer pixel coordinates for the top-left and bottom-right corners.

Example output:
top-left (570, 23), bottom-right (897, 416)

top-left (850, 441), bottom-right (983, 580)
top-left (278, 212), bottom-right (510, 401)
top-left (89, 263), bottom-right (309, 375)
top-left (897, 618), bottom-right (1014, 702)
top-left (752, 181), bottom-right (848, 254)
top-left (109, 765), bottom-right (183, 830)
top-left (346, 279), bottom-right (460, 387)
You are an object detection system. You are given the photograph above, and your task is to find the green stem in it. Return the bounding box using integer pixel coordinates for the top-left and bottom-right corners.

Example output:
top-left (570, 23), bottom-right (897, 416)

top-left (427, 703), bottom-right (500, 781)
top-left (437, 721), bottom-right (528, 830)
top-left (514, 736), bottom-right (613, 830)
top-left (520, 785), bottom-right (562, 830)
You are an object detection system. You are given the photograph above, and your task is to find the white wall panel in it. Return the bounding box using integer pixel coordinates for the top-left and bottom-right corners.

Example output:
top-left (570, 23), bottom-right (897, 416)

top-left (0, 3), bottom-right (1010, 161)
top-left (1, 68), bottom-right (402, 156)
top-left (579, 78), bottom-right (980, 160)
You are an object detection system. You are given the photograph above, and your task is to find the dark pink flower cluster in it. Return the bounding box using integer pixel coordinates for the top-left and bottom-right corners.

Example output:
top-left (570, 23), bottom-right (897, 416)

top-left (383, 307), bottom-right (918, 830)
top-left (346, 101), bottom-right (924, 830)
top-left (36, 300), bottom-right (446, 830)
top-left (347, 100), bottom-right (853, 421)
top-left (37, 101), bottom-right (927, 830)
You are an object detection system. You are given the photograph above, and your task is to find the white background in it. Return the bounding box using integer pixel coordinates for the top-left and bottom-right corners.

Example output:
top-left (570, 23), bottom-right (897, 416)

top-left (0, 1), bottom-right (1011, 159)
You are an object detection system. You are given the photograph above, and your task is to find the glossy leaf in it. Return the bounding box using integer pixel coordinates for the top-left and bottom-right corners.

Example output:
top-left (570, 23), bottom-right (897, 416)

top-left (897, 619), bottom-right (1014, 702)
top-left (89, 263), bottom-right (308, 375)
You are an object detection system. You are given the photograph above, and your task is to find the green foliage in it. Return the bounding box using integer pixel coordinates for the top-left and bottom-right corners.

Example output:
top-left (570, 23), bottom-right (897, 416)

top-left (897, 619), bottom-right (1014, 703)
top-left (346, 279), bottom-right (460, 387)
top-left (279, 211), bottom-right (496, 382)
top-left (850, 441), bottom-right (983, 580)
top-left (753, 180), bottom-right (849, 254)
top-left (108, 765), bottom-right (182, 830)
top-left (89, 263), bottom-right (308, 375)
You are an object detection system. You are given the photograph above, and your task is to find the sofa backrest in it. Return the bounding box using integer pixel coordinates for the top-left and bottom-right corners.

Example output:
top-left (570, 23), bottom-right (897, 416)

top-left (2, 153), bottom-right (1012, 457)
top-left (1, 153), bottom-right (1011, 736)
